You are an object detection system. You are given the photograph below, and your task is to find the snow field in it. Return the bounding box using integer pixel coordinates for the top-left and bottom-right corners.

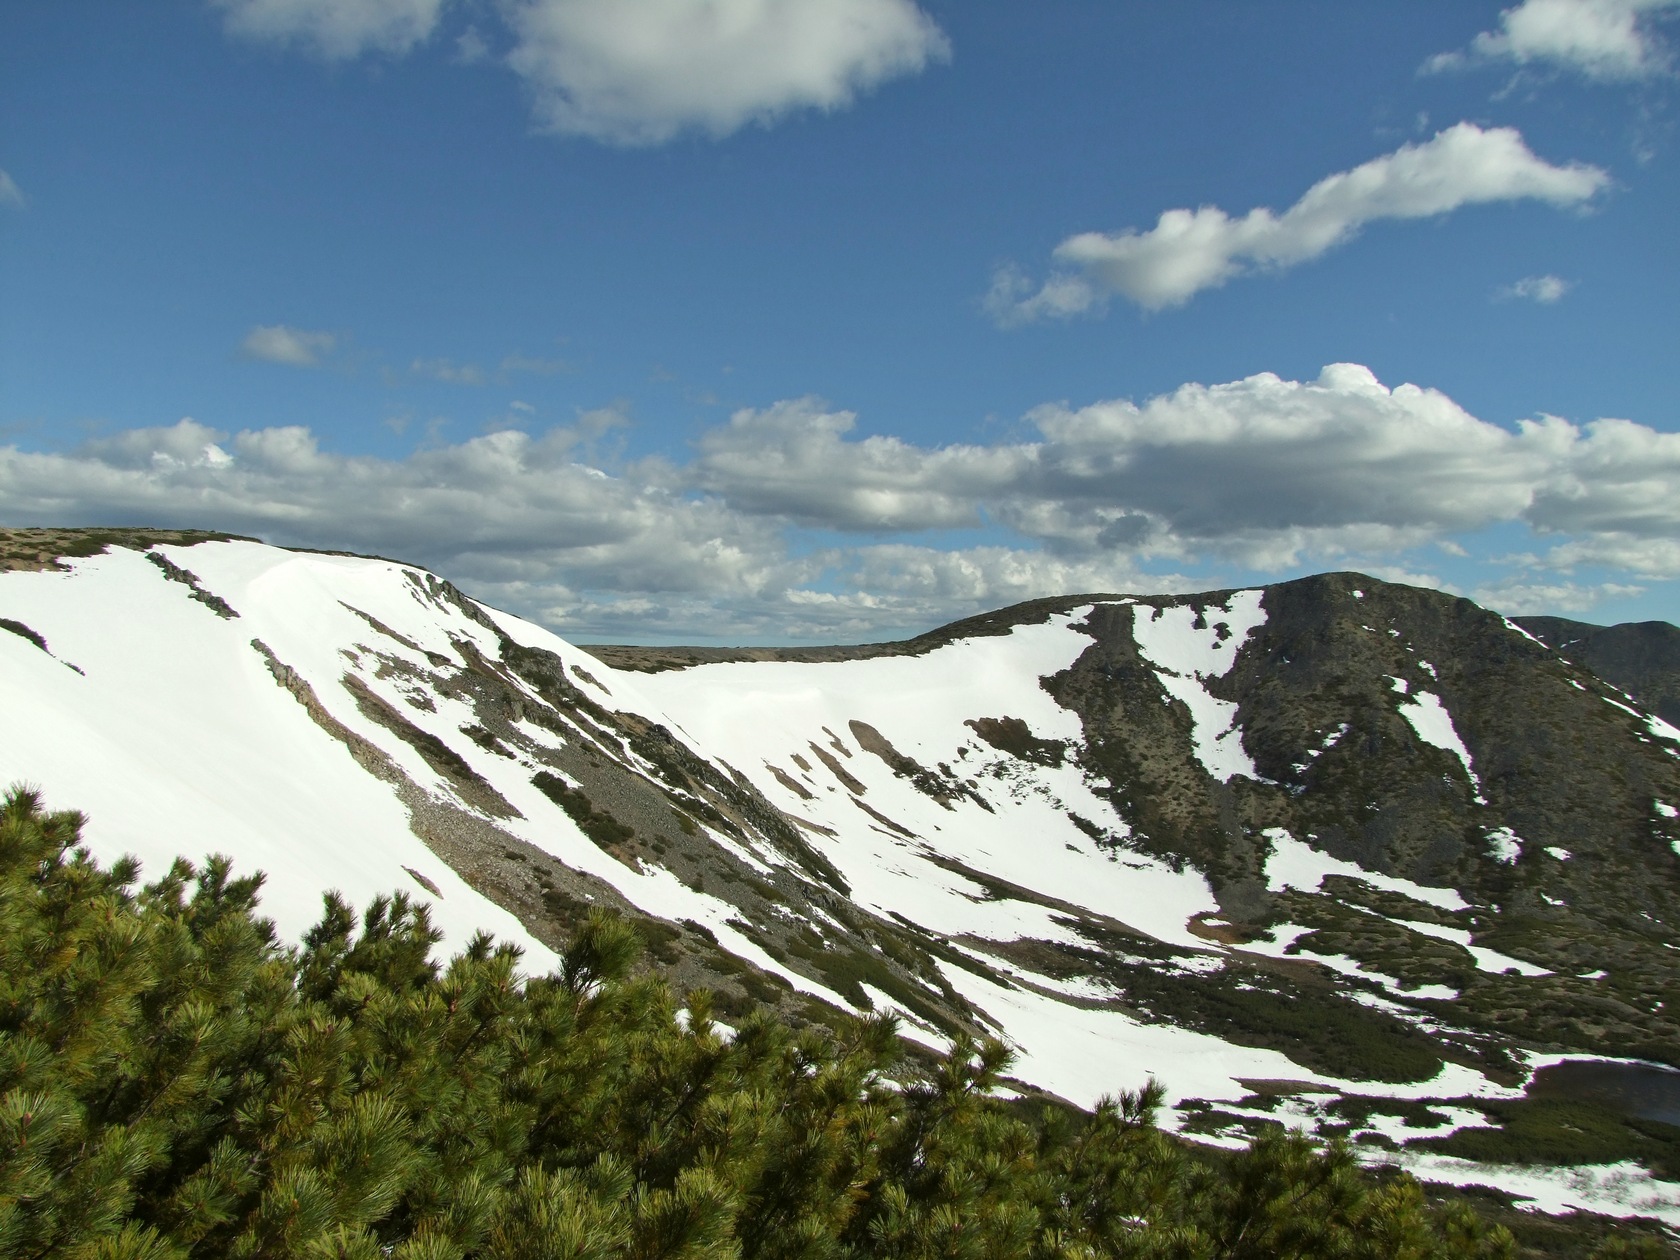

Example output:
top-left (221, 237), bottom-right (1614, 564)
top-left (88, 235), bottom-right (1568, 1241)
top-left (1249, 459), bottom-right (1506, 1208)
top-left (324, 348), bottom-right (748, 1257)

top-left (1263, 828), bottom-right (1468, 911)
top-left (1382, 1153), bottom-right (1680, 1225)
top-left (1260, 830), bottom-right (1545, 978)
top-left (1485, 827), bottom-right (1523, 864)
top-left (1129, 591), bottom-right (1265, 783)
top-left (1394, 688), bottom-right (1483, 797)
top-left (0, 546), bottom-right (558, 970)
top-left (1239, 924), bottom-right (1460, 1001)
top-left (629, 607), bottom-right (1226, 955)
top-left (11, 543), bottom-right (1676, 1222)
top-left (1393, 919), bottom-right (1551, 978)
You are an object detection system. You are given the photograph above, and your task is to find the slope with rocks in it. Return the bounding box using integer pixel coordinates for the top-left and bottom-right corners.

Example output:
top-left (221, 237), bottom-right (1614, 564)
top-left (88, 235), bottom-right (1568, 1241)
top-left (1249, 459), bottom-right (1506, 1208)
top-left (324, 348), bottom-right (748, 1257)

top-left (3, 529), bottom-right (1679, 1225)
top-left (1517, 614), bottom-right (1680, 729)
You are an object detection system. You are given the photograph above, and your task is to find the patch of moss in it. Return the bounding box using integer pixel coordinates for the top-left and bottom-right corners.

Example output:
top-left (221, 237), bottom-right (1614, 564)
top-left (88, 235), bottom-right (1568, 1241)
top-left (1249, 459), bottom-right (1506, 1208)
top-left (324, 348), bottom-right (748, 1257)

top-left (634, 917), bottom-right (684, 965)
top-left (531, 771), bottom-right (636, 856)
top-left (964, 716), bottom-right (1066, 766)
top-left (1413, 1097), bottom-right (1680, 1180)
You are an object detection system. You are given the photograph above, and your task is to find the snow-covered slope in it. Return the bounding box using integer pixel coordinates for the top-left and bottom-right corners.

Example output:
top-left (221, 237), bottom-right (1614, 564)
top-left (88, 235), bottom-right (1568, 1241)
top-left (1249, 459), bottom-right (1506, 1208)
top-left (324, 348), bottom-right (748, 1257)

top-left (5, 531), bottom-right (1680, 1223)
top-left (0, 542), bottom-right (558, 964)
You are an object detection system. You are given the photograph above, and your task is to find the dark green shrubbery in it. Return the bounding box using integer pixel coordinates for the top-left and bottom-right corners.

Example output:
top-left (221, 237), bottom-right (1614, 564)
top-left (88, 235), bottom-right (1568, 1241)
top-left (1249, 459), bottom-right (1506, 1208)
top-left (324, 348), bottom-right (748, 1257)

top-left (0, 787), bottom-right (1527, 1258)
top-left (532, 772), bottom-right (637, 854)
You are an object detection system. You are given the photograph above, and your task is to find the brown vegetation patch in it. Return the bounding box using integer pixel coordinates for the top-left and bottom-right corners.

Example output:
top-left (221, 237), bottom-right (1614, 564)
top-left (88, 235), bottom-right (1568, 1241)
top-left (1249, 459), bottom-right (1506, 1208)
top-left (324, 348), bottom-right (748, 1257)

top-left (965, 716), bottom-right (1066, 766)
top-left (851, 796), bottom-right (917, 839)
top-left (809, 742), bottom-right (867, 794)
top-left (766, 763), bottom-right (814, 800)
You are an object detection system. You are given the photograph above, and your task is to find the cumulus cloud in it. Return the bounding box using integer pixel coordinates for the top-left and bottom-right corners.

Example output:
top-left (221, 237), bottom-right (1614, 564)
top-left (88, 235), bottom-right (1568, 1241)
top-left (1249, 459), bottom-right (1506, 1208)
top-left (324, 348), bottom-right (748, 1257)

top-left (411, 357), bottom-right (486, 385)
top-left (211, 0), bottom-right (450, 58)
top-left (1544, 535), bottom-right (1680, 576)
top-left (1525, 415), bottom-right (1680, 543)
top-left (207, 0), bottom-right (946, 144)
top-left (1498, 273), bottom-right (1573, 302)
top-left (692, 398), bottom-right (1023, 530)
top-left (5, 364), bottom-right (1677, 638)
top-left (238, 324), bottom-right (337, 367)
top-left (1472, 577), bottom-right (1646, 614)
top-left (0, 418), bottom-right (800, 637)
top-left (688, 365), bottom-right (1680, 580)
top-left (991, 124), bottom-right (1609, 319)
top-left (1425, 0), bottom-right (1680, 81)
top-left (503, 0), bottom-right (949, 145)
top-left (0, 170), bottom-right (24, 208)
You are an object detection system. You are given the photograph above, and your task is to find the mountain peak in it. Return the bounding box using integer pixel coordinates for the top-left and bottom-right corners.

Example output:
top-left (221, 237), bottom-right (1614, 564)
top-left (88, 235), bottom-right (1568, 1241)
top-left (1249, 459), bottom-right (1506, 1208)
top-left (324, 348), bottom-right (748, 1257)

top-left (4, 531), bottom-right (1679, 1224)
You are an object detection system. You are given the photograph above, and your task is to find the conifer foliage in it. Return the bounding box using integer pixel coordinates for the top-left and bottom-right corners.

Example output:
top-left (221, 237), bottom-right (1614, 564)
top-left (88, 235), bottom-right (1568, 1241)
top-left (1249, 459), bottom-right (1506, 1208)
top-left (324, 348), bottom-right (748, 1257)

top-left (0, 787), bottom-right (1526, 1258)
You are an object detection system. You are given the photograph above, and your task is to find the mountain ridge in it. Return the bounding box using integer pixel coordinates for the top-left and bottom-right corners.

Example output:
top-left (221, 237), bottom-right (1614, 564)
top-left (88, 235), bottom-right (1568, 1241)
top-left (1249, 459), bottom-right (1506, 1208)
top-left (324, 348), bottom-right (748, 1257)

top-left (4, 528), bottom-right (1680, 1227)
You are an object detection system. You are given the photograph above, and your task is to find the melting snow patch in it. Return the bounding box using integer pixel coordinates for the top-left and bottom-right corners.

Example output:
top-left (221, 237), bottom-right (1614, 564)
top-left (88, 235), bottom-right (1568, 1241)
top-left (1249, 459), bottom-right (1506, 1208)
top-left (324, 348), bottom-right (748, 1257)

top-left (1382, 1153), bottom-right (1680, 1226)
top-left (1392, 919), bottom-right (1550, 977)
top-left (1485, 828), bottom-right (1522, 864)
top-left (1263, 828), bottom-right (1468, 911)
top-left (1252, 935), bottom-right (1424, 994)
top-left (1650, 714), bottom-right (1680, 744)
top-left (1395, 690), bottom-right (1482, 797)
top-left (1130, 591), bottom-right (1265, 783)
top-left (1359, 1105), bottom-right (1494, 1147)
top-left (858, 985), bottom-right (945, 1051)
top-left (935, 958), bottom-right (1336, 1110)
top-left (1301, 724), bottom-right (1351, 767)
top-left (1657, 800), bottom-right (1678, 819)
top-left (1579, 969), bottom-right (1608, 980)
top-left (1388, 676), bottom-right (1409, 694)
top-left (1544, 846), bottom-right (1572, 862)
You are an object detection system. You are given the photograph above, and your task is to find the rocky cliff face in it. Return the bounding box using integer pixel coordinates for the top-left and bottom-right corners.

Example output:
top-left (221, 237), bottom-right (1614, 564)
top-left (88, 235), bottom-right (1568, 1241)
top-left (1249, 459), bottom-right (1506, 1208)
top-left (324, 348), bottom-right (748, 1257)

top-left (4, 528), bottom-right (1679, 1221)
top-left (1517, 614), bottom-right (1680, 729)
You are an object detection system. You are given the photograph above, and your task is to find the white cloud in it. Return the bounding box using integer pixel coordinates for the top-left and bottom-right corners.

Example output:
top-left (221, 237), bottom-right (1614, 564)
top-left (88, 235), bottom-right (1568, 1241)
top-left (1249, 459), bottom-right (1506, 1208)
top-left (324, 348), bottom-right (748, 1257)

top-left (238, 324), bottom-right (337, 367)
top-left (5, 364), bottom-right (1678, 638)
top-left (1544, 535), bottom-right (1680, 576)
top-left (0, 419), bottom-right (798, 635)
top-left (1021, 364), bottom-right (1566, 552)
top-left (1473, 577), bottom-right (1645, 614)
top-left (454, 25), bottom-right (490, 64)
top-left (503, 0), bottom-right (949, 145)
top-left (1425, 0), bottom-right (1680, 82)
top-left (992, 124), bottom-right (1609, 319)
top-left (688, 365), bottom-right (1680, 578)
top-left (211, 0), bottom-right (450, 59)
top-left (0, 169), bottom-right (24, 208)
top-left (693, 398), bottom-right (1024, 530)
top-left (411, 357), bottom-right (487, 385)
top-left (1525, 416), bottom-right (1680, 546)
top-left (1498, 273), bottom-right (1573, 302)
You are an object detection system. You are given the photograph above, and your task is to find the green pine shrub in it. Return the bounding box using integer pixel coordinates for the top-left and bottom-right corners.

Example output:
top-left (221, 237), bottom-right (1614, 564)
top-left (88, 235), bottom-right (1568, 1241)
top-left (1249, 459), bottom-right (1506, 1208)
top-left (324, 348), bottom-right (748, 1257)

top-left (0, 786), bottom-right (1519, 1258)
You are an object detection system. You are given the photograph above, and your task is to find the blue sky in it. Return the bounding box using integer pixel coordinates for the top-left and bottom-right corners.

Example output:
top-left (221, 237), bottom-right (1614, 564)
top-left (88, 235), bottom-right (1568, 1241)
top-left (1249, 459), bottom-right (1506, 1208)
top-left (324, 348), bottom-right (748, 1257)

top-left (2, 0), bottom-right (1678, 642)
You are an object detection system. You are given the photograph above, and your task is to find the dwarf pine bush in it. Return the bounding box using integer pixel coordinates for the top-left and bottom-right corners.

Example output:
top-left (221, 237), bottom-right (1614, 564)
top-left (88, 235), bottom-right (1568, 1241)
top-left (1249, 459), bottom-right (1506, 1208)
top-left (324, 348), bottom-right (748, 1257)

top-left (0, 785), bottom-right (1532, 1258)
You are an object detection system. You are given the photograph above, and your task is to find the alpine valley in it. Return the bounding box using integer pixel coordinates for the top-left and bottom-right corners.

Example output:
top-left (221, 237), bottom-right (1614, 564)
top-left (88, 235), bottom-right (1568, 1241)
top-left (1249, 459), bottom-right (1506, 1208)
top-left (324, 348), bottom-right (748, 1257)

top-left (5, 527), bottom-right (1680, 1233)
